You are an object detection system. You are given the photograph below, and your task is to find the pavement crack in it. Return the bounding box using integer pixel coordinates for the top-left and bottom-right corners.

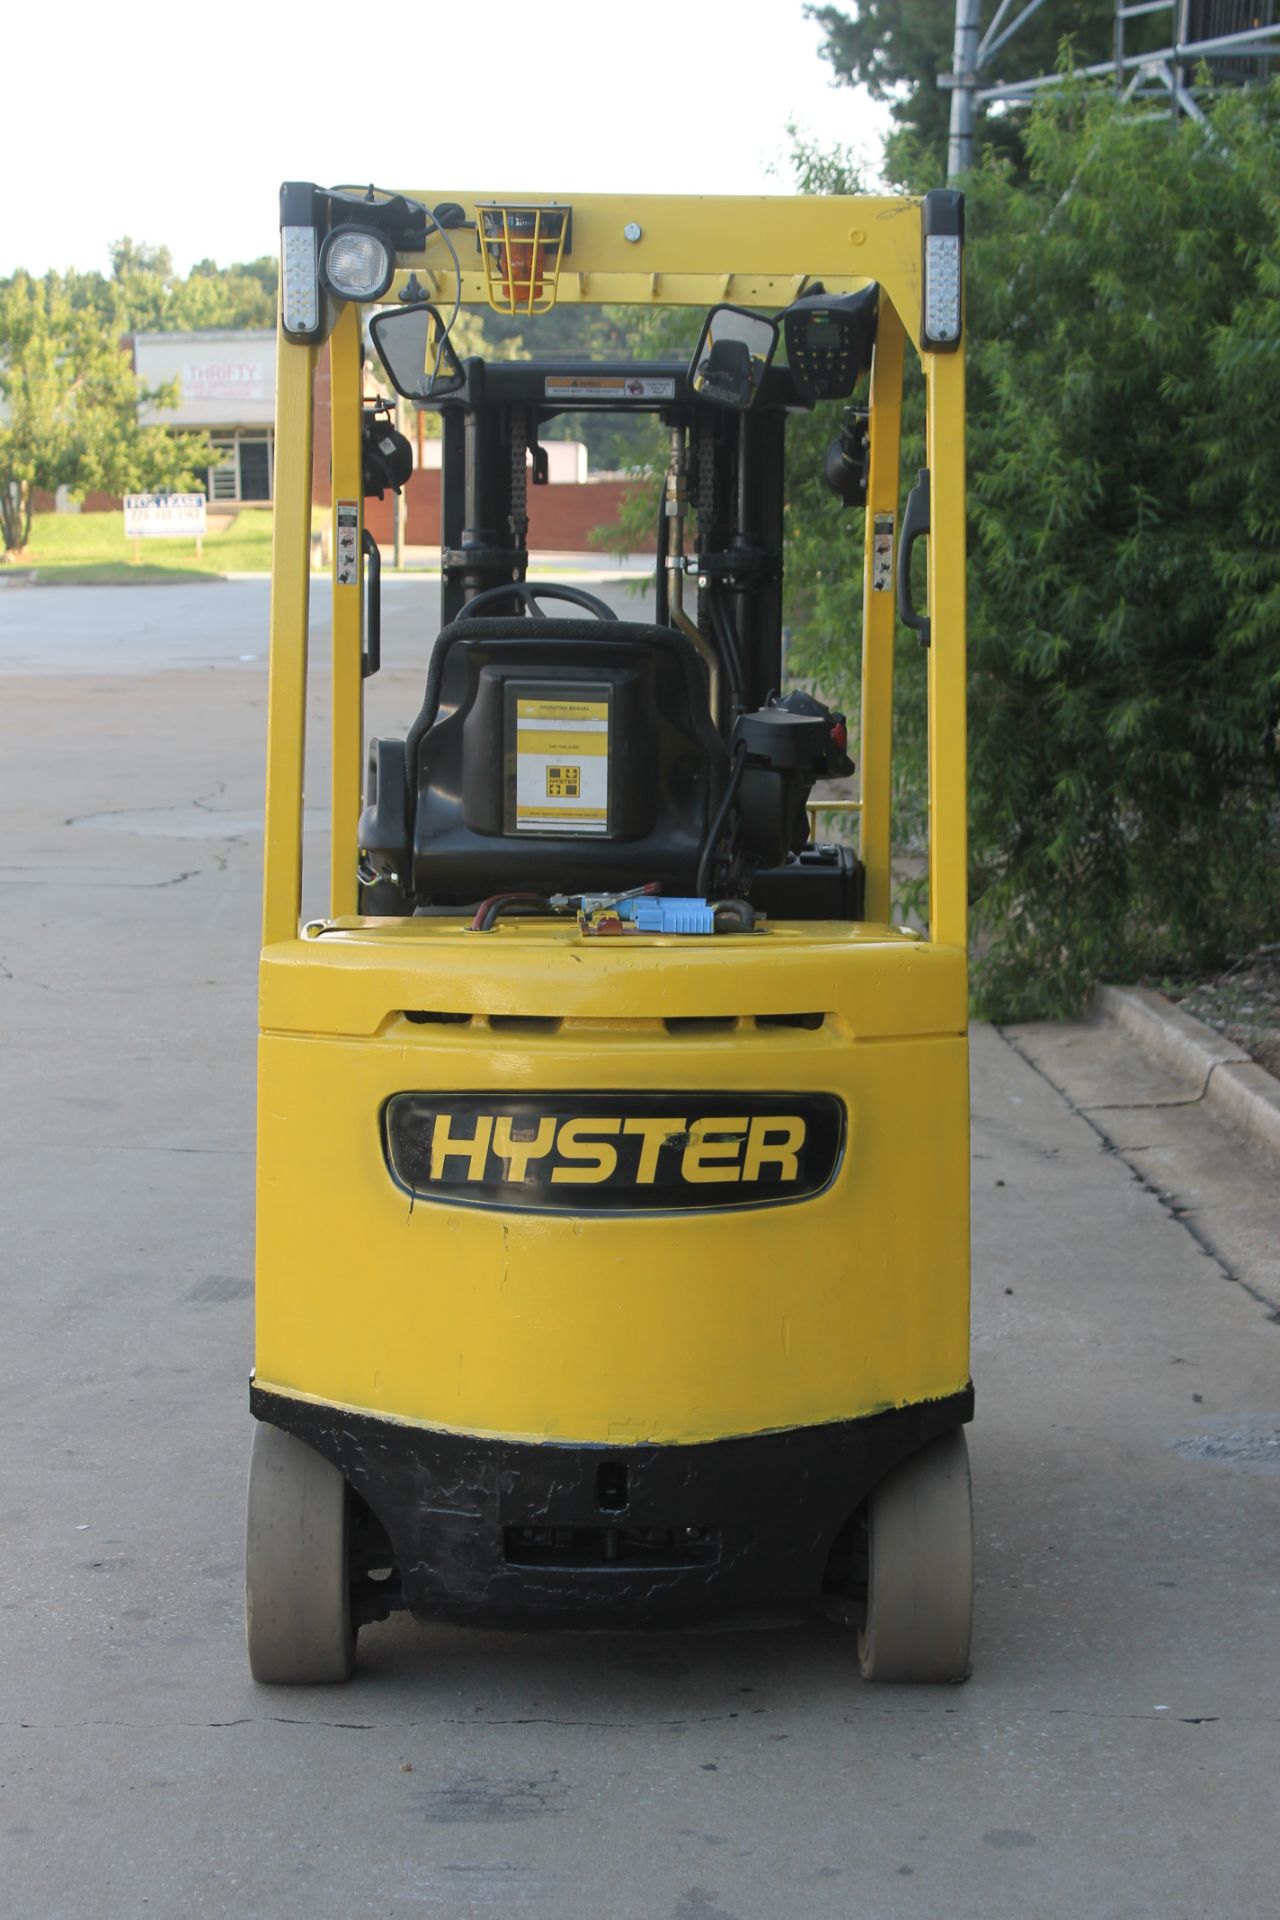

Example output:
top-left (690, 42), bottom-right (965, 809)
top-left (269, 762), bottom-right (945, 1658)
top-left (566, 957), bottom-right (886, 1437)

top-left (437, 1712), bottom-right (761, 1729)
top-left (5, 1710), bottom-right (766, 1734)
top-left (190, 782), bottom-right (229, 813)
top-left (1044, 1706), bottom-right (1221, 1725)
top-left (83, 1144), bottom-right (252, 1156)
top-left (6, 1706), bottom-right (1266, 1734)
top-left (1081, 1094), bottom-right (1208, 1113)
top-left (268, 1717), bottom-right (375, 1730)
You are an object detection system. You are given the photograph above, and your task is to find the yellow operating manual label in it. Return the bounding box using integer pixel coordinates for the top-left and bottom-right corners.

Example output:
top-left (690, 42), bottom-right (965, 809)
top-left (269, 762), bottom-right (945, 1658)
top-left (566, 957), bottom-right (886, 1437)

top-left (515, 696), bottom-right (609, 832)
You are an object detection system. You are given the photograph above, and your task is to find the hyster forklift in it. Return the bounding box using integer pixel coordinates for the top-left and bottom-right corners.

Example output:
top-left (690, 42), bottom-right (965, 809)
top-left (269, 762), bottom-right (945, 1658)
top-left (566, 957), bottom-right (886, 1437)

top-left (247, 184), bottom-right (973, 1684)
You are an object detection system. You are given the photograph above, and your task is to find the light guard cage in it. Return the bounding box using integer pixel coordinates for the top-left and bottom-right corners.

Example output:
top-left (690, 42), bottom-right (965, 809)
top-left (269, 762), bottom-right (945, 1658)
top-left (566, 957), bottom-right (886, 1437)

top-left (477, 204), bottom-right (571, 315)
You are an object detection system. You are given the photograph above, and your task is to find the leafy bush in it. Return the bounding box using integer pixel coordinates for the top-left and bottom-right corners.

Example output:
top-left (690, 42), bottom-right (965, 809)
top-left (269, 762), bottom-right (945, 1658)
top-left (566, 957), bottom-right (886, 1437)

top-left (790, 85), bottom-right (1280, 1016)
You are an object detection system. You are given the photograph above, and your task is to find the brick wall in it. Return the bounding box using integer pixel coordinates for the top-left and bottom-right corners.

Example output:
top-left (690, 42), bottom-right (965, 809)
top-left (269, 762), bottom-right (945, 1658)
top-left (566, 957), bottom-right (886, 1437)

top-left (355, 470), bottom-right (649, 552)
top-left (31, 490), bottom-right (120, 513)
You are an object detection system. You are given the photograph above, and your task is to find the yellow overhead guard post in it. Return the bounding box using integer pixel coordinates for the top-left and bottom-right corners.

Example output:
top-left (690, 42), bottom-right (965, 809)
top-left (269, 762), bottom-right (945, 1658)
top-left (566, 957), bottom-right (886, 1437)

top-left (249, 182), bottom-right (972, 1689)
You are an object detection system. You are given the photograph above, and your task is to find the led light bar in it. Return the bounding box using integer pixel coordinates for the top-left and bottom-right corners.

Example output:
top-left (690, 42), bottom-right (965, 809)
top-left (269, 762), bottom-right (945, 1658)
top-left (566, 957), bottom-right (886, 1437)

top-left (282, 226), bottom-right (319, 334)
top-left (279, 183), bottom-right (322, 344)
top-left (921, 189), bottom-right (964, 354)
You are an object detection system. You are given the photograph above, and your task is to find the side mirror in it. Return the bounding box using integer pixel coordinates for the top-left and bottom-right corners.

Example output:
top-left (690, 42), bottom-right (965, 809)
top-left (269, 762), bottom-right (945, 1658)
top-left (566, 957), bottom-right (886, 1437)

top-left (688, 305), bottom-right (779, 410)
top-left (369, 303), bottom-right (466, 402)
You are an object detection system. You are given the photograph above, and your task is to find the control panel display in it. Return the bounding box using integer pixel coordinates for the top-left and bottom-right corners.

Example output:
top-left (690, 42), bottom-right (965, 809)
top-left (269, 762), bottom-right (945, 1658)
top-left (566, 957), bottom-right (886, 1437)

top-left (782, 286), bottom-right (879, 403)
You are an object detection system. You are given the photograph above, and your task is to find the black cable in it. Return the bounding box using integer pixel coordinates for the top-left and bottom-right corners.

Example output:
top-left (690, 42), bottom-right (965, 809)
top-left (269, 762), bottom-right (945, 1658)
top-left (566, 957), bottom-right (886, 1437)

top-left (720, 586), bottom-right (746, 697)
top-left (707, 591), bottom-right (740, 726)
top-left (697, 743), bottom-right (747, 899)
top-left (708, 584), bottom-right (745, 714)
top-left (471, 892), bottom-right (556, 932)
top-left (423, 213), bottom-right (464, 391)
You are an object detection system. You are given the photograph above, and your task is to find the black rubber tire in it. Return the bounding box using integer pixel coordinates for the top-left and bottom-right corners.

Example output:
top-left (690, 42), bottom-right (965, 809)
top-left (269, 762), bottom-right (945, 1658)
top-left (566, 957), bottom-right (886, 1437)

top-left (245, 1422), bottom-right (355, 1685)
top-left (856, 1427), bottom-right (973, 1683)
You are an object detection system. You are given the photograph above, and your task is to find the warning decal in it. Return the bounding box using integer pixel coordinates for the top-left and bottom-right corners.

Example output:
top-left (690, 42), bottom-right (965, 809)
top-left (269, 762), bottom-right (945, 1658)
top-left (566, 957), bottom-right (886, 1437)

top-left (872, 513), bottom-right (894, 593)
top-left (515, 695), bottom-right (609, 832)
top-left (336, 500), bottom-right (359, 586)
top-left (544, 375), bottom-right (675, 401)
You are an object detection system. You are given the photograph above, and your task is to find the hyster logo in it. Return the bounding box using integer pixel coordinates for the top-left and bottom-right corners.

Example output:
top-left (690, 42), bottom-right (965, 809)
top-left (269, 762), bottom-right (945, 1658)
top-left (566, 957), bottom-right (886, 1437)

top-left (383, 1093), bottom-right (845, 1214)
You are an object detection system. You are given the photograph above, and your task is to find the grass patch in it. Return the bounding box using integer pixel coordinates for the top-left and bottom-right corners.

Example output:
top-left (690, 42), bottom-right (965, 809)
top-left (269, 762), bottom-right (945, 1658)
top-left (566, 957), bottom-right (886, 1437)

top-left (12, 509), bottom-right (314, 582)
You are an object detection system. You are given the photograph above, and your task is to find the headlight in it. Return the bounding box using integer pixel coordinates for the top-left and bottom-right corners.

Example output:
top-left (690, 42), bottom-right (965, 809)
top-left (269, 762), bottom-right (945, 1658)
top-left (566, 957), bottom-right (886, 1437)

top-left (320, 225), bottom-right (395, 302)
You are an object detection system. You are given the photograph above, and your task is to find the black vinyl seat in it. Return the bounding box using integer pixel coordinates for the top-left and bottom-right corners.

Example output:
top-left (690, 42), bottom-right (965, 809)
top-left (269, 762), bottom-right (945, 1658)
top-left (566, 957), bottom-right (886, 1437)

top-left (398, 617), bottom-right (730, 904)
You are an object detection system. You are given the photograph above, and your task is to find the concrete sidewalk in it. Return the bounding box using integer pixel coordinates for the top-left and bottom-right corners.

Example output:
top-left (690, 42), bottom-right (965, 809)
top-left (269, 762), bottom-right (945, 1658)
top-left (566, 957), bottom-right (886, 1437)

top-left (1, 597), bottom-right (1278, 1918)
top-left (1008, 1016), bottom-right (1280, 1314)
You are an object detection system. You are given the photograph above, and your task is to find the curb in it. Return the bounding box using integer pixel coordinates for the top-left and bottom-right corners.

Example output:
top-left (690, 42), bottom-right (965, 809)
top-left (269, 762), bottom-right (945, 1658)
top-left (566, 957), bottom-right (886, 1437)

top-left (1096, 984), bottom-right (1280, 1167)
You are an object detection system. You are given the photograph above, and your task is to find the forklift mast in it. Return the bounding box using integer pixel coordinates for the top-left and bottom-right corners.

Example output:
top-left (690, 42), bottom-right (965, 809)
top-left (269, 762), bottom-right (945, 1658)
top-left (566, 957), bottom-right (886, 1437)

top-left (434, 360), bottom-right (786, 709)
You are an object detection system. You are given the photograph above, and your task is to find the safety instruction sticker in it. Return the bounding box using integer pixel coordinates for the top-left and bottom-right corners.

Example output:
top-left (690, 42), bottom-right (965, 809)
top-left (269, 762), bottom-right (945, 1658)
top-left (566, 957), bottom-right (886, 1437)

top-left (872, 513), bottom-right (894, 592)
top-left (515, 695), bottom-right (609, 832)
top-left (336, 500), bottom-right (359, 586)
top-left (544, 375), bottom-right (675, 401)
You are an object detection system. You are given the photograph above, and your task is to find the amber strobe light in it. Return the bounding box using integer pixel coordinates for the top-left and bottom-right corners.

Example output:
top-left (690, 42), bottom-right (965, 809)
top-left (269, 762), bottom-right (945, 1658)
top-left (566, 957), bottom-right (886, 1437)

top-left (478, 205), bottom-right (570, 315)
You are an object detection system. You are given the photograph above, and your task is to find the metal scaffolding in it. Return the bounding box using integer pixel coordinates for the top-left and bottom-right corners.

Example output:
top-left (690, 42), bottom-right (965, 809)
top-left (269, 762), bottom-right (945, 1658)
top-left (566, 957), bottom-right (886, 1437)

top-left (944, 0), bottom-right (1280, 177)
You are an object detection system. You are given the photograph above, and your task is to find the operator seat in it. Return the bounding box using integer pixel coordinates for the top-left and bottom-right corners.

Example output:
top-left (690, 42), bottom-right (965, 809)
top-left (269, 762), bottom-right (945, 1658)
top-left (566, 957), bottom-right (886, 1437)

top-left (359, 612), bottom-right (730, 909)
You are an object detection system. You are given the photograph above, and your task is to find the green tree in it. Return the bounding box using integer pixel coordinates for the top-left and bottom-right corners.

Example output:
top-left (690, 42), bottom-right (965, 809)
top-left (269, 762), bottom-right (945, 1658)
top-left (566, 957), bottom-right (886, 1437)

top-left (103, 238), bottom-right (277, 331)
top-left (165, 256), bottom-right (277, 330)
top-left (0, 270), bottom-right (209, 556)
top-left (788, 84), bottom-right (1280, 1014)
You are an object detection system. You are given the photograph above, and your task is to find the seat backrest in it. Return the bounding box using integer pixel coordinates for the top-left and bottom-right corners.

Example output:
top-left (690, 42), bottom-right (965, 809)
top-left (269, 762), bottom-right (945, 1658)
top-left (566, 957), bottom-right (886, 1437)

top-left (404, 617), bottom-right (730, 903)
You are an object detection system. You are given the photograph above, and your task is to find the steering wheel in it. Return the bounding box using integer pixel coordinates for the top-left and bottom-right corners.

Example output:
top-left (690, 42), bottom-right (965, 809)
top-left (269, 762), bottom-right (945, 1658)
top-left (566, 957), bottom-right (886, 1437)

top-left (457, 581), bottom-right (618, 621)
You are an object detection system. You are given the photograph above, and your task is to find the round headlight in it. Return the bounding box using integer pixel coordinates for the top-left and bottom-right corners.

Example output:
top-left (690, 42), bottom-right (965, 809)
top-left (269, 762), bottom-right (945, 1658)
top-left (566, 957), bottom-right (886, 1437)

top-left (319, 226), bottom-right (395, 302)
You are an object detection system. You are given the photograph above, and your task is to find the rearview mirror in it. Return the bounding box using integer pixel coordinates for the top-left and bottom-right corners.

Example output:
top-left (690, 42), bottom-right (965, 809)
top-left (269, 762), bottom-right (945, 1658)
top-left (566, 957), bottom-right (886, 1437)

top-left (369, 303), bottom-right (466, 402)
top-left (688, 305), bottom-right (779, 410)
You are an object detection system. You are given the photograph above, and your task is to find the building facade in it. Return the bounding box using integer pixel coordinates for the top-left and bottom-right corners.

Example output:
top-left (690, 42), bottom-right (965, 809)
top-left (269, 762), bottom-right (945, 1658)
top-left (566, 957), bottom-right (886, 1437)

top-left (134, 328), bottom-right (276, 504)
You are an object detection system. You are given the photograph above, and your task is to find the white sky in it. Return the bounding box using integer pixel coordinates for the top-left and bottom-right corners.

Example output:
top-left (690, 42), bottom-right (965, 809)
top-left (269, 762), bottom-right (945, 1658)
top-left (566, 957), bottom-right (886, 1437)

top-left (5, 0), bottom-right (891, 279)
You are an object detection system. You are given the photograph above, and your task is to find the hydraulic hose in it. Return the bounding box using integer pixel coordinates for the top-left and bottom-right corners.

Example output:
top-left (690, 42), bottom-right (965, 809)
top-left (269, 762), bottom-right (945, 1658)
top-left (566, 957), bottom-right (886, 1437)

top-left (665, 426), bottom-right (721, 724)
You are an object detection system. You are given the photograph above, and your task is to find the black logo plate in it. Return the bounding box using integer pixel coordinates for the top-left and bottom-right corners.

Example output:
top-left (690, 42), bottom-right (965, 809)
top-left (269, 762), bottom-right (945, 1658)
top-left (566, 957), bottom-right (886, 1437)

top-left (383, 1092), bottom-right (845, 1214)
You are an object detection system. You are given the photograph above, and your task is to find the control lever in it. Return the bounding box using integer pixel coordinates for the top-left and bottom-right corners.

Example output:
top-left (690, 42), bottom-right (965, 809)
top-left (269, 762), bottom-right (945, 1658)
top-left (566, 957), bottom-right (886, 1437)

top-left (896, 467), bottom-right (931, 648)
top-left (362, 528), bottom-right (381, 678)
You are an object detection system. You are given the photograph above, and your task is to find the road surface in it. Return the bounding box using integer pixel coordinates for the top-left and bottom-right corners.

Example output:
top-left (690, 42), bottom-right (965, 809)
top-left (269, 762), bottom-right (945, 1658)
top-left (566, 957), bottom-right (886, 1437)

top-left (1, 581), bottom-right (1277, 1918)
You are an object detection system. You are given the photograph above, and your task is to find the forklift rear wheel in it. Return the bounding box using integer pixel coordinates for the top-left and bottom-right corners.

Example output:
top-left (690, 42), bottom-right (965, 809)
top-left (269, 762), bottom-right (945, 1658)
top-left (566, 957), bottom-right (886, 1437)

top-left (246, 1422), bottom-right (356, 1685)
top-left (857, 1427), bottom-right (973, 1684)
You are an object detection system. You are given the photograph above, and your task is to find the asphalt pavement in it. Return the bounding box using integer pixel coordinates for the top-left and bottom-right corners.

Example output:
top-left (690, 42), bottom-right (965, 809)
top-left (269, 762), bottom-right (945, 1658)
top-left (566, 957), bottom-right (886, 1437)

top-left (1, 581), bottom-right (1278, 1919)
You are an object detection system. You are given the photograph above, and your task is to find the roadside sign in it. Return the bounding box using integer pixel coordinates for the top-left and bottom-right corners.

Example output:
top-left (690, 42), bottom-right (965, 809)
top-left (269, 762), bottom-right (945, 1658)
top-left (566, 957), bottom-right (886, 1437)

top-left (123, 492), bottom-right (207, 565)
top-left (123, 494), bottom-right (207, 539)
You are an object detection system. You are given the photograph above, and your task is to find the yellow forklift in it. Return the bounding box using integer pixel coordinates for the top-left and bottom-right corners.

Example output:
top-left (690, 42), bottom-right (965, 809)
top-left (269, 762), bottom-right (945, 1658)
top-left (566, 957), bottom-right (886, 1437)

top-left (247, 184), bottom-right (972, 1684)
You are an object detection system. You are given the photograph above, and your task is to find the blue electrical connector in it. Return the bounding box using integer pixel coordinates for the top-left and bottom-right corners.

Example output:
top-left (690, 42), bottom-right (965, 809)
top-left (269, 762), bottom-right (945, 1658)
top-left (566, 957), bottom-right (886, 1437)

top-left (617, 896), bottom-right (716, 935)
